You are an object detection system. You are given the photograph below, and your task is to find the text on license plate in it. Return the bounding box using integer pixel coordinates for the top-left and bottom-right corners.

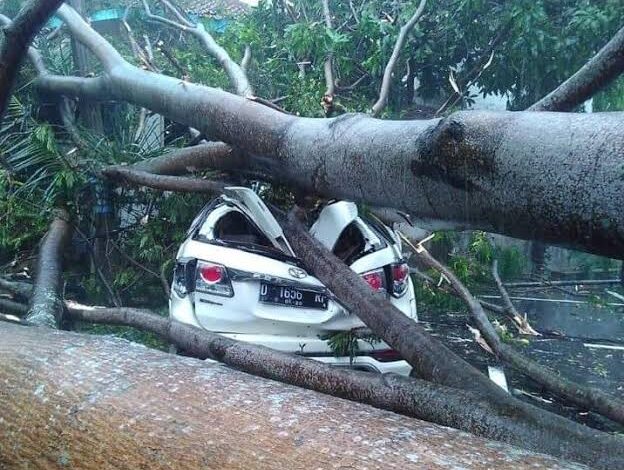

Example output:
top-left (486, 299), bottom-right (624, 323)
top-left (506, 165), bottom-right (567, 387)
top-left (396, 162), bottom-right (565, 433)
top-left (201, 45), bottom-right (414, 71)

top-left (259, 283), bottom-right (328, 309)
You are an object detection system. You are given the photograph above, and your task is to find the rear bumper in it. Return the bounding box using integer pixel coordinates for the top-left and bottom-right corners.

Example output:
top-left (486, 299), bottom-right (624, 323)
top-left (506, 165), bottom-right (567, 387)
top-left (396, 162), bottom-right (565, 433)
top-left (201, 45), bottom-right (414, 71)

top-left (311, 355), bottom-right (412, 375)
top-left (215, 332), bottom-right (412, 376)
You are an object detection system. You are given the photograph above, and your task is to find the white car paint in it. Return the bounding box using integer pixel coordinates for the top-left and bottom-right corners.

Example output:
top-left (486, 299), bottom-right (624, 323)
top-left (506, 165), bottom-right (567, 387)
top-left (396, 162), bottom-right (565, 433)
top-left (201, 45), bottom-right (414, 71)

top-left (170, 188), bottom-right (417, 376)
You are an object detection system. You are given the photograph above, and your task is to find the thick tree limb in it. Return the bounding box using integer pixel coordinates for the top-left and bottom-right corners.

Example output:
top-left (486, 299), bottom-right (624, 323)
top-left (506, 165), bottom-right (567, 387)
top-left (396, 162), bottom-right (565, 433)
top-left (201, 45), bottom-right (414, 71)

top-left (25, 209), bottom-right (72, 328)
top-left (133, 142), bottom-right (242, 175)
top-left (0, 0), bottom-right (63, 121)
top-left (371, 0), bottom-right (426, 116)
top-left (415, 246), bottom-right (624, 426)
top-left (36, 4), bottom-right (624, 259)
top-left (142, 0), bottom-right (253, 96)
top-left (0, 298), bottom-right (28, 316)
top-left (280, 209), bottom-right (504, 396)
top-left (102, 166), bottom-right (227, 194)
top-left (0, 321), bottom-right (596, 469)
top-left (0, 276), bottom-right (33, 299)
top-left (529, 25), bottom-right (624, 111)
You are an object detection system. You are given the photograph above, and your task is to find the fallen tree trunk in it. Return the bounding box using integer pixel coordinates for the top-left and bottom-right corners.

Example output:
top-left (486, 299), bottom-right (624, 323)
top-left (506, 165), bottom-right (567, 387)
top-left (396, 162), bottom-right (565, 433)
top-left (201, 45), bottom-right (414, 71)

top-left (35, 4), bottom-right (624, 259)
top-left (415, 246), bottom-right (624, 426)
top-left (25, 209), bottom-right (72, 328)
top-left (0, 322), bottom-right (590, 470)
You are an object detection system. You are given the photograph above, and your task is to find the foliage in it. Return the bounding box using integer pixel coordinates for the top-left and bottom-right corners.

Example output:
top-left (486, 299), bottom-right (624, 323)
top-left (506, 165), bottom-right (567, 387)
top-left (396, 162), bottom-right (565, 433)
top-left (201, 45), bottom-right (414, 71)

top-left (321, 330), bottom-right (381, 361)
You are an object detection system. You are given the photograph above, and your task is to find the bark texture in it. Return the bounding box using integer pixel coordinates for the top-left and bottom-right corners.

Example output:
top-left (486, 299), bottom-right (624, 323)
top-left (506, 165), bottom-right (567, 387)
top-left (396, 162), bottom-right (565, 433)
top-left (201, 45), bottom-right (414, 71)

top-left (0, 0), bottom-right (63, 121)
top-left (529, 25), bottom-right (624, 111)
top-left (0, 322), bottom-right (590, 470)
top-left (36, 4), bottom-right (624, 259)
top-left (416, 247), bottom-right (624, 426)
top-left (25, 209), bottom-right (72, 328)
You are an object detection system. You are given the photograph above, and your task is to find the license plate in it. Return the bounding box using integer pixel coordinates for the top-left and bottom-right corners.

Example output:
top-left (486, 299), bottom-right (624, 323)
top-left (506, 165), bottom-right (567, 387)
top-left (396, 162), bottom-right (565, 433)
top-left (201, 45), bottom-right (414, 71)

top-left (259, 283), bottom-right (328, 309)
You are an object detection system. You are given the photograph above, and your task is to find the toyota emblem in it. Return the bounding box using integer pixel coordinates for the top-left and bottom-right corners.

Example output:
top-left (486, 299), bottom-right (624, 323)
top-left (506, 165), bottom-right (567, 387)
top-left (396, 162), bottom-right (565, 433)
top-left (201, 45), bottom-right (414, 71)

top-left (288, 267), bottom-right (307, 279)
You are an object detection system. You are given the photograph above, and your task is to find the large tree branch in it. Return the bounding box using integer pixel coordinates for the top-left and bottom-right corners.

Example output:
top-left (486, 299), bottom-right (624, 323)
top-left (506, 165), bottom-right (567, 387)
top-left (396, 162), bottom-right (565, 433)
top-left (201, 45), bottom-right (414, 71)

top-left (529, 25), bottom-right (624, 111)
top-left (1, 321), bottom-right (605, 469)
top-left (24, 209), bottom-right (72, 328)
top-left (371, 0), bottom-right (426, 116)
top-left (0, 0), bottom-right (63, 121)
top-left (36, 4), bottom-right (624, 259)
top-left (102, 166), bottom-right (227, 193)
top-left (415, 245), bottom-right (624, 426)
top-left (142, 0), bottom-right (253, 96)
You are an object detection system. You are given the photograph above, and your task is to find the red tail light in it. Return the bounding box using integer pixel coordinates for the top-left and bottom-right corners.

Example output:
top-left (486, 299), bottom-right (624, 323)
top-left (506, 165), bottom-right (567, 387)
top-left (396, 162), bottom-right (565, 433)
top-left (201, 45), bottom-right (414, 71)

top-left (391, 262), bottom-right (410, 297)
top-left (200, 264), bottom-right (224, 284)
top-left (361, 269), bottom-right (385, 292)
top-left (196, 261), bottom-right (233, 297)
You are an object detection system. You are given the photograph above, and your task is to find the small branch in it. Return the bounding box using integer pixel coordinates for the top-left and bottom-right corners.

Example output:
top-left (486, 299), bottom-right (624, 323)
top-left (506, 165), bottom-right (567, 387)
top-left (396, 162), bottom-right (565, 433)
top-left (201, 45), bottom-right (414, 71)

top-left (371, 0), bottom-right (426, 116)
top-left (73, 225), bottom-right (121, 307)
top-left (529, 25), bottom-right (624, 111)
top-left (142, 0), bottom-right (253, 96)
top-left (492, 260), bottom-right (539, 336)
top-left (241, 45), bottom-right (251, 72)
top-left (435, 24), bottom-right (509, 116)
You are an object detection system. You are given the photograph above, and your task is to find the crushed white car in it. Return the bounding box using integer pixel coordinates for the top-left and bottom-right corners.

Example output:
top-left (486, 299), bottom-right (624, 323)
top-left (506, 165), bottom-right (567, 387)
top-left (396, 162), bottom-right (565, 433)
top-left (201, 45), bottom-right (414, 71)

top-left (170, 187), bottom-right (417, 375)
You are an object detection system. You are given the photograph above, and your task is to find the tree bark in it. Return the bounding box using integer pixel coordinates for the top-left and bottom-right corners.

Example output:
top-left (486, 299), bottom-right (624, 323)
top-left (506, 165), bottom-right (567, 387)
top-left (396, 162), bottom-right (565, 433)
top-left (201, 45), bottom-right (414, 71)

top-left (0, 0), bottom-right (63, 122)
top-left (0, 321), bottom-right (592, 470)
top-left (24, 209), bottom-right (72, 328)
top-left (416, 246), bottom-right (624, 426)
top-left (36, 4), bottom-right (624, 260)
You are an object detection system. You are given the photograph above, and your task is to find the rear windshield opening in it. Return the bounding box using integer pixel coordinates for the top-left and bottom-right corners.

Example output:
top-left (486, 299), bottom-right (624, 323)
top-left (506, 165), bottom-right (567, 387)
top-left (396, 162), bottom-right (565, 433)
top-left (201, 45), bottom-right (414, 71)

top-left (214, 211), bottom-right (273, 248)
top-left (333, 223), bottom-right (366, 263)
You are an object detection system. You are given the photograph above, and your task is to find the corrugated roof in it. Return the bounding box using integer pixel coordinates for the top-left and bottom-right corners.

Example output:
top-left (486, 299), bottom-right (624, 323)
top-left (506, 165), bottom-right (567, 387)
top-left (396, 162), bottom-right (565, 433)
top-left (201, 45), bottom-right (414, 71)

top-left (172, 0), bottom-right (250, 17)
